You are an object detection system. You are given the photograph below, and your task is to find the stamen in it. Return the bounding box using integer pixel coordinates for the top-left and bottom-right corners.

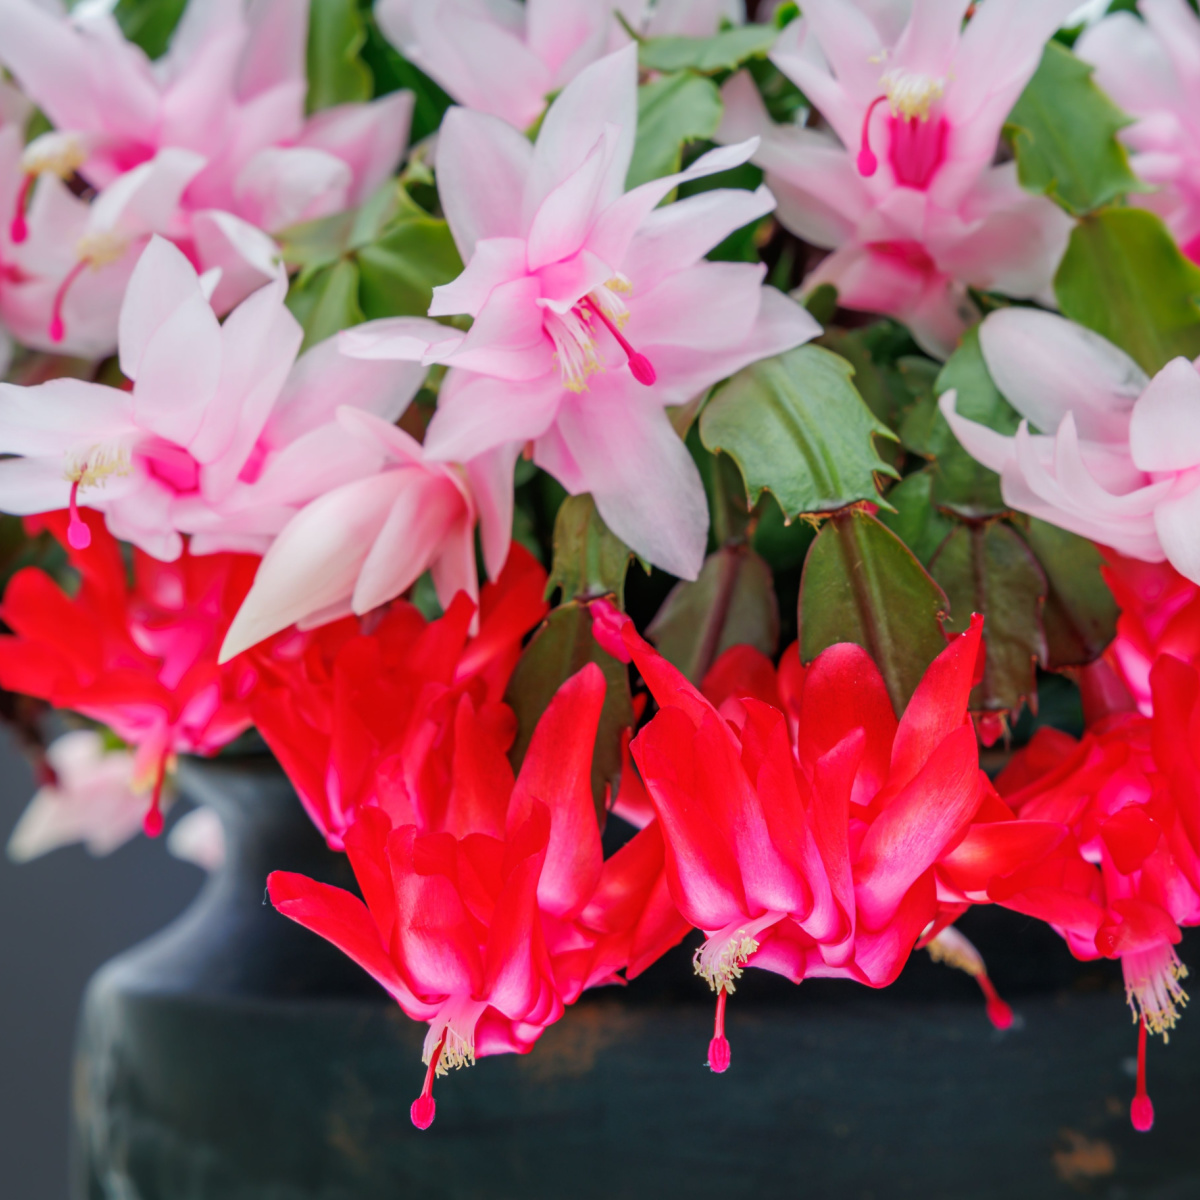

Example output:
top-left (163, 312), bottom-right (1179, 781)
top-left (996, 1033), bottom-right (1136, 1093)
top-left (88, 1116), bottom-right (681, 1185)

top-left (1131, 1016), bottom-right (1154, 1133)
top-left (143, 752), bottom-right (168, 838)
top-left (1123, 944), bottom-right (1189, 1039)
top-left (66, 481), bottom-right (91, 551)
top-left (708, 988), bottom-right (731, 1073)
top-left (880, 69), bottom-right (945, 121)
top-left (411, 1030), bottom-right (445, 1131)
top-left (586, 301), bottom-right (655, 386)
top-left (858, 95), bottom-right (887, 177)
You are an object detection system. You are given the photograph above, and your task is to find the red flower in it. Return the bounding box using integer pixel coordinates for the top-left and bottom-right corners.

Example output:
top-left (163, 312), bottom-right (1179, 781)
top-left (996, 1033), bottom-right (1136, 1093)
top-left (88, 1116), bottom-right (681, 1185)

top-left (248, 544), bottom-right (549, 849)
top-left (0, 510), bottom-right (259, 834)
top-left (995, 655), bottom-right (1200, 1132)
top-left (269, 663), bottom-right (686, 1129)
top-left (594, 600), bottom-right (1005, 1071)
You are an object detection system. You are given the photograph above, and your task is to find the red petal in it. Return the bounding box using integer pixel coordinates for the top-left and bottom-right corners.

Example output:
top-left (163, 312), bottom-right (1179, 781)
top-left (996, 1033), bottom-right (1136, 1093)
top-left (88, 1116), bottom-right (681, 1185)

top-left (1100, 806), bottom-right (1163, 876)
top-left (938, 820), bottom-right (1068, 893)
top-left (854, 725), bottom-right (984, 929)
top-left (509, 663), bottom-right (605, 919)
top-left (888, 614), bottom-right (982, 794)
top-left (702, 644), bottom-right (782, 711)
top-left (1096, 898), bottom-right (1181, 957)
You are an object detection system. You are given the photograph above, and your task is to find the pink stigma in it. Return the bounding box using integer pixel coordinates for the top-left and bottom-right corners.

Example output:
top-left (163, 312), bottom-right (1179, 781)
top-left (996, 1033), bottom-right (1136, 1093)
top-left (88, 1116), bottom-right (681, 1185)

top-left (411, 1031), bottom-right (446, 1130)
top-left (67, 481), bottom-right (91, 550)
top-left (586, 302), bottom-right (656, 386)
top-left (707, 989), bottom-right (731, 1073)
top-left (1131, 1016), bottom-right (1155, 1132)
top-left (10, 173), bottom-right (33, 244)
top-left (49, 258), bottom-right (88, 345)
top-left (858, 95), bottom-right (887, 177)
top-left (977, 972), bottom-right (1014, 1031)
top-left (143, 752), bottom-right (168, 839)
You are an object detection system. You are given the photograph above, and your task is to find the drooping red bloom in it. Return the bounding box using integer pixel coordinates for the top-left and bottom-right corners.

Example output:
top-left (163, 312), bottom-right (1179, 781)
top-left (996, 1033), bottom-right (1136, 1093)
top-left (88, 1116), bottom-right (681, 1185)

top-left (247, 544), bottom-right (549, 849)
top-left (995, 655), bottom-right (1200, 1132)
top-left (593, 600), bottom-right (1015, 1071)
top-left (1102, 550), bottom-right (1200, 714)
top-left (270, 663), bottom-right (688, 1129)
top-left (0, 509), bottom-right (260, 834)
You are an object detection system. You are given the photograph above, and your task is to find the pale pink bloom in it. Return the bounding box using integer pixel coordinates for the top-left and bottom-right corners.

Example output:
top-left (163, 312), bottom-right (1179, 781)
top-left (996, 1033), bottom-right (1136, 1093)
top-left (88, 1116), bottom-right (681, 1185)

top-left (940, 306), bottom-right (1200, 583)
top-left (717, 0), bottom-right (1075, 357)
top-left (6, 730), bottom-right (144, 862)
top-left (0, 0), bottom-right (412, 342)
top-left (219, 408), bottom-right (479, 660)
top-left (342, 47), bottom-right (819, 579)
top-left (0, 236), bottom-right (427, 562)
top-left (374, 0), bottom-right (742, 133)
top-left (1077, 0), bottom-right (1200, 261)
top-left (167, 805), bottom-right (226, 872)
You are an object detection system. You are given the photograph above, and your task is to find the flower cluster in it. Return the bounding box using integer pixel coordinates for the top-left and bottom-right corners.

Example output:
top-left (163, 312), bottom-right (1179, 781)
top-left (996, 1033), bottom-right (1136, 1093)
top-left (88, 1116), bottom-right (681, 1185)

top-left (4, 0), bottom-right (1200, 1151)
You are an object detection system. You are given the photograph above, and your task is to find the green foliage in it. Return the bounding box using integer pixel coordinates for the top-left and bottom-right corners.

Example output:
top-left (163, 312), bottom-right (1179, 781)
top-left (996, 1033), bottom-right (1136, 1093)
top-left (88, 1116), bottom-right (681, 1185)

top-left (1019, 517), bottom-right (1119, 669)
top-left (637, 25), bottom-right (779, 75)
top-left (878, 470), bottom-right (954, 565)
top-left (900, 326), bottom-right (1020, 517)
top-left (112, 0), bottom-right (187, 58)
top-left (628, 73), bottom-right (724, 189)
top-left (504, 602), bottom-right (634, 825)
top-left (545, 496), bottom-right (638, 608)
top-left (930, 521), bottom-right (1046, 721)
top-left (281, 183), bottom-right (461, 346)
top-left (700, 344), bottom-right (898, 522)
top-left (1005, 40), bottom-right (1142, 216)
top-left (799, 508), bottom-right (949, 714)
top-left (286, 258), bottom-right (364, 352)
top-left (646, 545), bottom-right (779, 684)
top-left (307, 0), bottom-right (372, 112)
top-left (1055, 207), bottom-right (1200, 374)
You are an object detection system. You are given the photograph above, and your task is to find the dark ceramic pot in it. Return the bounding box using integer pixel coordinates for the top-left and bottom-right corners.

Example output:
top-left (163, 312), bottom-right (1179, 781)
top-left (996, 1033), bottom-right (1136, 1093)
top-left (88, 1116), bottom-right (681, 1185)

top-left (73, 757), bottom-right (1200, 1200)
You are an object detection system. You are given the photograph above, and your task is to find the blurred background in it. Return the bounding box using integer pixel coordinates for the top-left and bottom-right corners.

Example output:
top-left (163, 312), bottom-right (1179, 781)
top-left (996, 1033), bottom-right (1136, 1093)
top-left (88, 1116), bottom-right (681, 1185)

top-left (0, 729), bottom-right (203, 1200)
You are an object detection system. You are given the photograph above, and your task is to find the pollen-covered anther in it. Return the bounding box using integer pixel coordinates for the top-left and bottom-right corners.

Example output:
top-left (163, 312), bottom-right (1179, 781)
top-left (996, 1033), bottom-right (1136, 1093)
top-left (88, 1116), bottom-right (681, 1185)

top-left (880, 68), bottom-right (945, 121)
top-left (693, 931), bottom-right (761, 994)
top-left (64, 444), bottom-right (133, 490)
top-left (1123, 945), bottom-right (1189, 1040)
top-left (430, 1026), bottom-right (477, 1076)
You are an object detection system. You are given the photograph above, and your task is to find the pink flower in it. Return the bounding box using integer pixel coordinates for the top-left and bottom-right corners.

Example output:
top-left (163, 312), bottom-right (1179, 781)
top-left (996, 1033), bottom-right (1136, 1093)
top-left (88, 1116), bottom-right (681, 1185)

top-left (939, 306), bottom-right (1200, 583)
top-left (218, 408), bottom-right (481, 658)
top-left (374, 0), bottom-right (742, 132)
top-left (6, 730), bottom-right (144, 862)
top-left (342, 47), bottom-right (819, 579)
top-left (1077, 0), bottom-right (1200, 261)
top-left (0, 236), bottom-right (426, 563)
top-left (0, 0), bottom-right (412, 344)
top-left (717, 0), bottom-right (1075, 356)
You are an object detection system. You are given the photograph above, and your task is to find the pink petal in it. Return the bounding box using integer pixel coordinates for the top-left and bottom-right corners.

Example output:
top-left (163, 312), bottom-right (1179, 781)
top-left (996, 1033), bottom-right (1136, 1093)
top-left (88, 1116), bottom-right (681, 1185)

top-left (435, 106), bottom-right (534, 259)
top-left (429, 237), bottom-right (528, 318)
top-left (979, 308), bottom-right (1146, 443)
top-left (1130, 357), bottom-right (1200, 471)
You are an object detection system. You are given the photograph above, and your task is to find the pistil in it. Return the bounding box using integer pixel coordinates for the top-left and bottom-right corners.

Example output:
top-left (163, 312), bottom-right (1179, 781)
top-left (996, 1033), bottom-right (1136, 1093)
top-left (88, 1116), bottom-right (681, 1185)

top-left (708, 988), bottom-right (731, 1073)
top-left (10, 132), bottom-right (87, 245)
top-left (1131, 1016), bottom-right (1154, 1132)
top-left (67, 480), bottom-right (91, 551)
top-left (857, 95), bottom-right (888, 177)
top-left (411, 1030), bottom-right (446, 1130)
top-left (585, 300), bottom-right (656, 386)
top-left (49, 229), bottom-right (131, 344)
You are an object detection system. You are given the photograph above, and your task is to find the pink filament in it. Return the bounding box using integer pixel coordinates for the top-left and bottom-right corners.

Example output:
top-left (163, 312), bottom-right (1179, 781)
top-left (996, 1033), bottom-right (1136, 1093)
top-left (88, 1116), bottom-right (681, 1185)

top-left (857, 95), bottom-right (888, 177)
top-left (977, 972), bottom-right (1013, 1031)
top-left (1131, 1016), bottom-right (1154, 1133)
top-left (411, 1032), bottom-right (446, 1130)
top-left (10, 173), bottom-right (33, 244)
top-left (707, 989), bottom-right (731, 1073)
top-left (586, 302), bottom-right (656, 386)
top-left (66, 480), bottom-right (91, 550)
top-left (143, 752), bottom-right (167, 838)
top-left (49, 258), bottom-right (88, 344)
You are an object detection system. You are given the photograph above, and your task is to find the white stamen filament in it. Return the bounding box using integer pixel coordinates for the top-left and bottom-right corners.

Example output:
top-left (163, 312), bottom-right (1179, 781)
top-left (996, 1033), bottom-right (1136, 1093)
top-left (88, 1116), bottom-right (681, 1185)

top-left (1123, 945), bottom-right (1189, 1040)
top-left (544, 276), bottom-right (635, 392)
top-left (880, 68), bottom-right (944, 121)
top-left (76, 229), bottom-right (131, 269)
top-left (20, 131), bottom-right (87, 180)
top-left (64, 443), bottom-right (132, 489)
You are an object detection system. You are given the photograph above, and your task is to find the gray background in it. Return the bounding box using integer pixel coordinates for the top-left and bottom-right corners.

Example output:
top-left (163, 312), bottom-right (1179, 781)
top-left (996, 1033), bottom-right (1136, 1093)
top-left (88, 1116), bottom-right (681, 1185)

top-left (0, 729), bottom-right (203, 1199)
